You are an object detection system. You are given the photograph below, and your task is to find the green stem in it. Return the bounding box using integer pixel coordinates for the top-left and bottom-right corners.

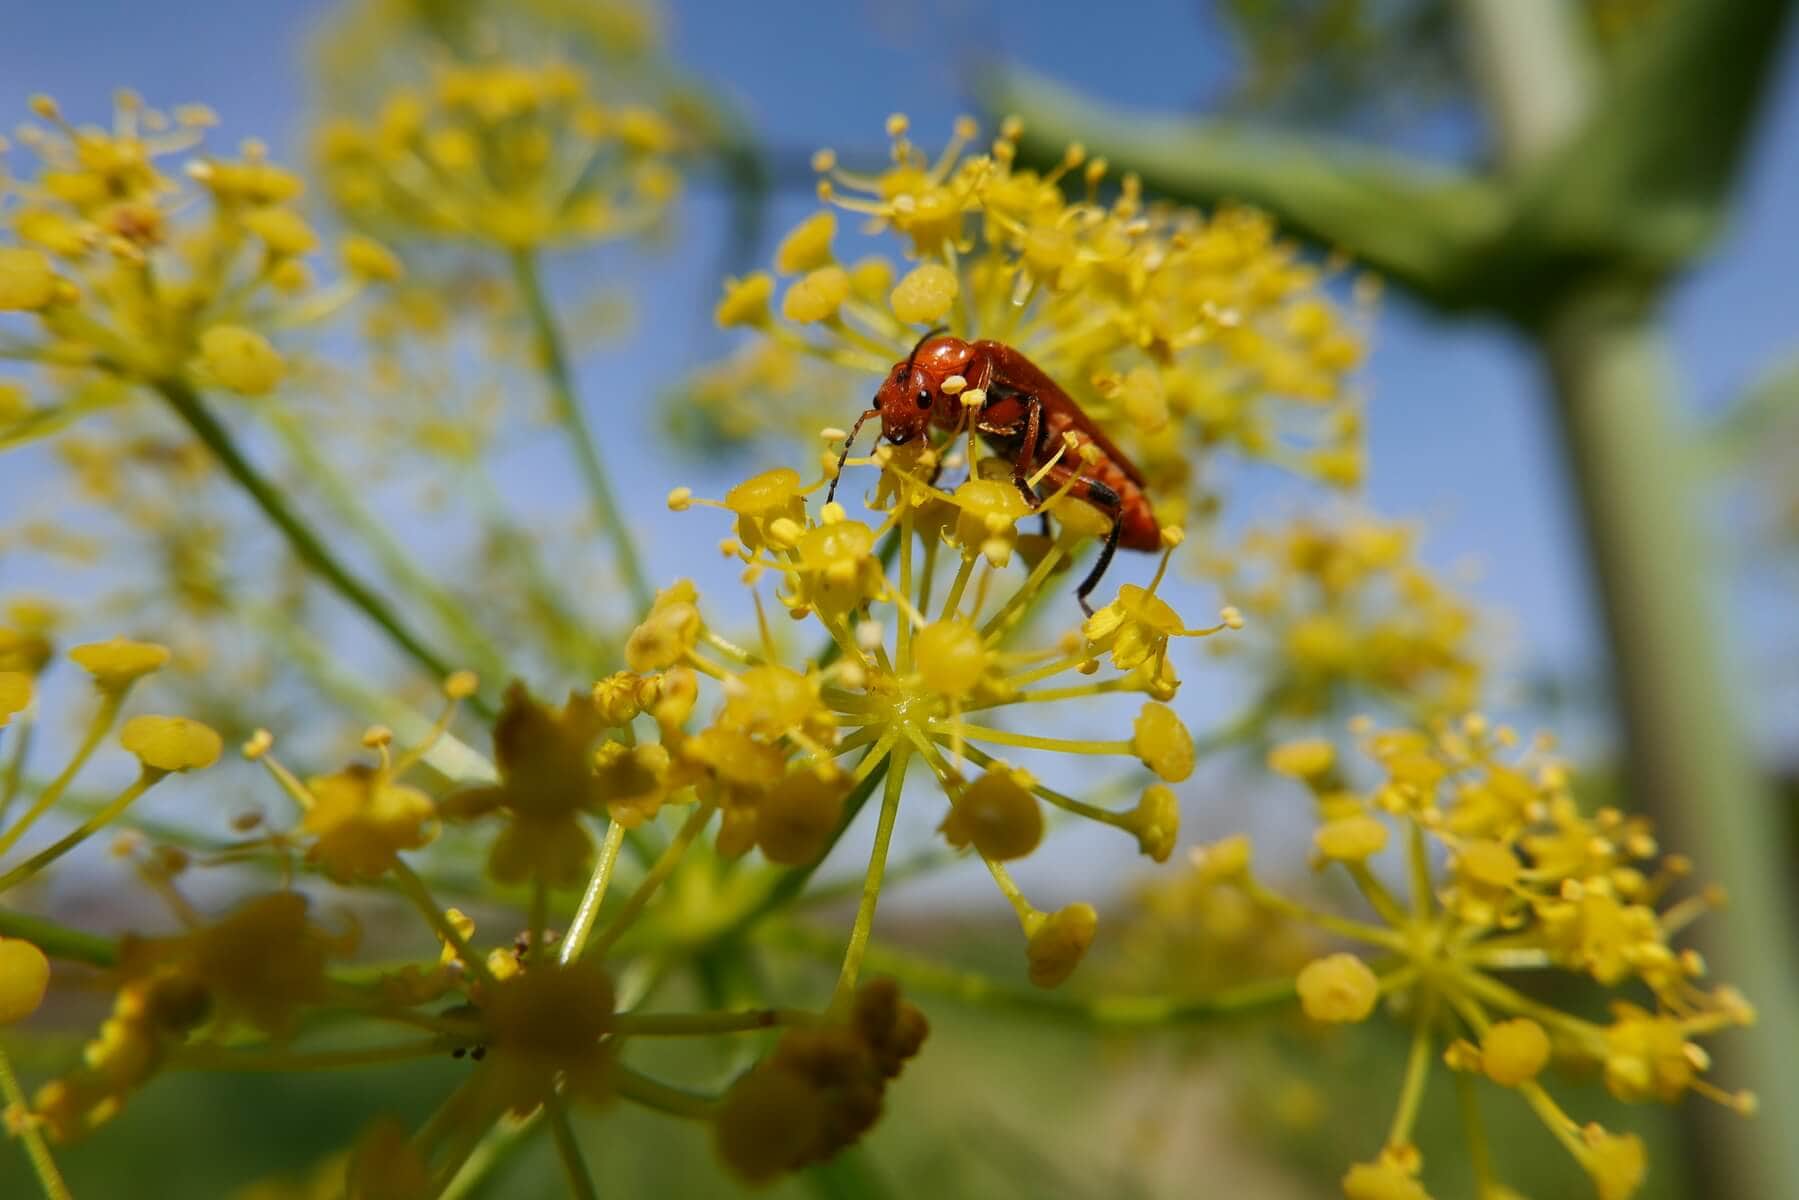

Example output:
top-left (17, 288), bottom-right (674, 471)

top-left (1385, 997), bottom-right (1436, 1149)
top-left (766, 921), bottom-right (1298, 1028)
top-left (156, 379), bottom-right (489, 719)
top-left (832, 740), bottom-right (910, 1009)
top-left (544, 1093), bottom-right (599, 1200)
top-left (612, 1063), bottom-right (720, 1119)
top-left (268, 411), bottom-right (510, 683)
top-left (0, 715), bottom-right (32, 826)
top-left (0, 906), bottom-right (117, 966)
top-left (0, 693), bottom-right (119, 858)
top-left (586, 802), bottom-right (715, 960)
top-left (1544, 290), bottom-right (1799, 1192)
top-left (509, 248), bottom-right (653, 615)
top-left (0, 1042), bottom-right (72, 1200)
top-left (0, 770), bottom-right (162, 893)
top-left (560, 821), bottom-right (626, 965)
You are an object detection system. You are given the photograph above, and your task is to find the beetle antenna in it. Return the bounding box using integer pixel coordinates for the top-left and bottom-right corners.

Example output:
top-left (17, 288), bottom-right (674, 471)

top-left (905, 326), bottom-right (949, 373)
top-left (827, 407), bottom-right (882, 505)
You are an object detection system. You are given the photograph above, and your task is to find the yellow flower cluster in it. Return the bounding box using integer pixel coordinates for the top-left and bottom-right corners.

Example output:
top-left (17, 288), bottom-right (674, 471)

top-left (703, 114), bottom-right (1369, 529)
top-left (665, 446), bottom-right (1238, 996)
top-left (1204, 512), bottom-right (1483, 720)
top-left (314, 62), bottom-right (679, 251)
top-left (7, 654), bottom-right (945, 1185)
top-left (0, 93), bottom-right (393, 421)
top-left (1188, 715), bottom-right (1753, 1199)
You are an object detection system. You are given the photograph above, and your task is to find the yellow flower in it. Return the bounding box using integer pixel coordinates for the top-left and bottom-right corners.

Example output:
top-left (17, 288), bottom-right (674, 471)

top-left (473, 960), bottom-right (615, 1117)
top-left (0, 937), bottom-right (51, 1023)
top-left (714, 980), bottom-right (926, 1183)
top-left (301, 764), bottom-right (437, 881)
top-left (774, 211), bottom-right (836, 274)
top-left (625, 579), bottom-right (704, 671)
top-left (316, 62), bottom-right (679, 250)
top-left (689, 114), bottom-right (1369, 538)
top-left (1253, 714), bottom-right (1753, 1197)
top-left (888, 262), bottom-right (958, 324)
top-left (754, 768), bottom-right (848, 865)
top-left (1297, 952), bottom-right (1380, 1022)
top-left (1025, 903), bottom-right (1098, 988)
top-left (0, 671), bottom-right (31, 727)
top-left (241, 207), bottom-right (319, 257)
top-left (198, 325), bottom-right (286, 396)
top-left (340, 234), bottom-right (404, 282)
top-left (69, 636), bottom-right (170, 691)
top-left (1480, 1017), bottom-right (1551, 1086)
top-left (940, 767), bottom-right (1043, 861)
top-left (0, 246), bottom-right (61, 310)
top-left (1341, 1149), bottom-right (1431, 1200)
top-left (120, 715), bottom-right (222, 774)
top-left (1132, 701), bottom-right (1195, 782)
top-left (344, 1117), bottom-right (430, 1200)
top-left (1126, 784), bottom-right (1181, 862)
top-left (0, 95), bottom-right (363, 411)
top-left (1268, 738), bottom-right (1336, 780)
top-left (715, 272), bottom-right (774, 327)
top-left (440, 683), bottom-right (613, 887)
top-left (1582, 1126), bottom-right (1647, 1200)
top-left (116, 892), bottom-right (347, 1037)
top-left (781, 265), bottom-right (851, 324)
top-left (1313, 813), bottom-right (1388, 863)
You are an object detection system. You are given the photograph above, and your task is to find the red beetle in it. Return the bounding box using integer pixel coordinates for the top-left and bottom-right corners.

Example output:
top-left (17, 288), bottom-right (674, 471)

top-left (830, 328), bottom-right (1159, 612)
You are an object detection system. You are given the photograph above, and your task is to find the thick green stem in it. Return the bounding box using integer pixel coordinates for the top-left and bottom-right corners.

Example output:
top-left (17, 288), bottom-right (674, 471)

top-left (1545, 291), bottom-right (1799, 1198)
top-left (509, 249), bottom-right (654, 616)
top-left (157, 379), bottom-right (488, 718)
top-left (0, 906), bottom-right (118, 966)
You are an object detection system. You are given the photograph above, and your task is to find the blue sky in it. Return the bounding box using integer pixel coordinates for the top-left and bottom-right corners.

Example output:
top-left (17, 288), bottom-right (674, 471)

top-left (1, 0), bottom-right (1795, 761)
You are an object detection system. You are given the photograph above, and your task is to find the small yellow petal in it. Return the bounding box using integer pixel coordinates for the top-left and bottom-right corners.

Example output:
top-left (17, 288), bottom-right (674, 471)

top-left (120, 715), bottom-right (223, 773)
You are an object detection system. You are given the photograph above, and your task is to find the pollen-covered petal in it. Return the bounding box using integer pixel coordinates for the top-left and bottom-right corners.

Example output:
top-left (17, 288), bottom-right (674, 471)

top-left (756, 769), bottom-right (847, 866)
top-left (1268, 739), bottom-right (1335, 781)
top-left (69, 636), bottom-right (170, 691)
top-left (1026, 902), bottom-right (1097, 988)
top-left (913, 619), bottom-right (988, 698)
top-left (0, 671), bottom-right (30, 727)
top-left (940, 768), bottom-right (1042, 861)
top-left (716, 272), bottom-right (774, 327)
top-left (341, 234), bottom-right (404, 282)
top-left (1582, 1126), bottom-right (1647, 1200)
top-left (241, 207), bottom-right (319, 257)
top-left (345, 1116), bottom-right (431, 1200)
top-left (889, 262), bottom-right (958, 324)
top-left (198, 325), bottom-right (285, 396)
top-left (1126, 784), bottom-right (1180, 862)
top-left (0, 247), bottom-right (60, 311)
top-left (1480, 1017), bottom-right (1550, 1087)
top-left (1297, 952), bottom-right (1379, 1023)
top-left (0, 937), bottom-right (51, 1023)
top-left (774, 211), bottom-right (836, 274)
top-left (1132, 702), bottom-right (1195, 782)
top-left (781, 265), bottom-right (850, 323)
top-left (120, 715), bottom-right (223, 773)
top-left (1313, 814), bottom-right (1387, 863)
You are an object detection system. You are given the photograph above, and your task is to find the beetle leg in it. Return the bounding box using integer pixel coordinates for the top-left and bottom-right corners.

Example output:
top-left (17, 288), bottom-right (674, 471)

top-left (827, 407), bottom-right (882, 505)
top-left (1077, 520), bottom-right (1123, 616)
top-left (1009, 394), bottom-right (1042, 509)
top-left (1038, 463), bottom-right (1126, 614)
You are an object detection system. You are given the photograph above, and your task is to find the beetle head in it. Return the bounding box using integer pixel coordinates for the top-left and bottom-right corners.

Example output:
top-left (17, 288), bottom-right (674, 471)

top-left (874, 328), bottom-right (968, 444)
